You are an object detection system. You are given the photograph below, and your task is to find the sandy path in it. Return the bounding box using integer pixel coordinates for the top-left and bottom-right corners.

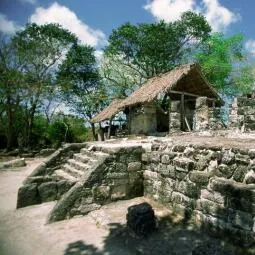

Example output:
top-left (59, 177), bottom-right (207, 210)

top-left (0, 159), bottom-right (111, 255)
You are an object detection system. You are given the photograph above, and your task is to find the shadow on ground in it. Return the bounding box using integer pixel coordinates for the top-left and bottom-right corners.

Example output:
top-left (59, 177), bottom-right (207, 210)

top-left (64, 216), bottom-right (244, 255)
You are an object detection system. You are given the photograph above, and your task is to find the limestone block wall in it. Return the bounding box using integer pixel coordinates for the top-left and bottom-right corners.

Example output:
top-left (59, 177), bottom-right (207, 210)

top-left (169, 101), bottom-right (181, 132)
top-left (208, 107), bottom-right (224, 130)
top-left (230, 97), bottom-right (255, 131)
top-left (194, 97), bottom-right (209, 131)
top-left (142, 143), bottom-right (255, 246)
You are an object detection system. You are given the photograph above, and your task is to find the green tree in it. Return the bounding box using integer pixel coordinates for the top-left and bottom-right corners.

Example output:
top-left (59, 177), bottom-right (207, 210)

top-left (58, 44), bottom-right (106, 140)
top-left (100, 54), bottom-right (145, 98)
top-left (12, 23), bottom-right (77, 146)
top-left (105, 11), bottom-right (211, 78)
top-left (195, 33), bottom-right (254, 94)
top-left (0, 36), bottom-right (25, 149)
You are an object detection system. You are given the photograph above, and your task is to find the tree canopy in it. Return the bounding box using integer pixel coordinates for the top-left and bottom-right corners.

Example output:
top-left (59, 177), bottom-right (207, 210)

top-left (57, 44), bottom-right (106, 140)
top-left (195, 33), bottom-right (254, 95)
top-left (105, 11), bottom-right (211, 78)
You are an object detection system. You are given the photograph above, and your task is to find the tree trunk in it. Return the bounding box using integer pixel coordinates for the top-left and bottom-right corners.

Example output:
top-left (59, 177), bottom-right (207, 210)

top-left (91, 123), bottom-right (98, 141)
top-left (6, 98), bottom-right (16, 150)
top-left (107, 119), bottom-right (113, 139)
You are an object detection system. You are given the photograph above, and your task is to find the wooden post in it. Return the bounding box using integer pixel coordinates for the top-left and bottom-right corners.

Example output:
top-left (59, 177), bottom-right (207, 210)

top-left (107, 118), bottom-right (113, 139)
top-left (181, 93), bottom-right (185, 131)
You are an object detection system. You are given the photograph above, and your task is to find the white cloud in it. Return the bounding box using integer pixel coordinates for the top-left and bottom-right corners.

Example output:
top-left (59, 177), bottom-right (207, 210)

top-left (0, 13), bottom-right (22, 34)
top-left (202, 0), bottom-right (240, 32)
top-left (245, 40), bottom-right (255, 56)
top-left (144, 0), bottom-right (195, 23)
top-left (95, 50), bottom-right (104, 61)
top-left (144, 0), bottom-right (240, 31)
top-left (30, 2), bottom-right (106, 47)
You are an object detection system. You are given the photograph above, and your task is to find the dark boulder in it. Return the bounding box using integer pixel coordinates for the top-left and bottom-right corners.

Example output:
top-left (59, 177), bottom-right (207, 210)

top-left (126, 202), bottom-right (157, 238)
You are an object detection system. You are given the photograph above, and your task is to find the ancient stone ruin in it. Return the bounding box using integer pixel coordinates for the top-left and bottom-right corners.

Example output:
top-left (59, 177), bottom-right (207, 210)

top-left (230, 95), bottom-right (255, 131)
top-left (17, 139), bottom-right (255, 247)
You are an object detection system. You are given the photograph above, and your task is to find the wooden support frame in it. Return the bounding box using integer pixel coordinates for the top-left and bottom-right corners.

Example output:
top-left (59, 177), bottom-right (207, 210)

top-left (169, 90), bottom-right (217, 102)
top-left (181, 93), bottom-right (185, 131)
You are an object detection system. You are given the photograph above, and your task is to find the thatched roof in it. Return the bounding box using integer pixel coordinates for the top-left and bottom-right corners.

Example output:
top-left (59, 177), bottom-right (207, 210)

top-left (121, 64), bottom-right (221, 107)
top-left (91, 99), bottom-right (124, 123)
top-left (91, 64), bottom-right (222, 123)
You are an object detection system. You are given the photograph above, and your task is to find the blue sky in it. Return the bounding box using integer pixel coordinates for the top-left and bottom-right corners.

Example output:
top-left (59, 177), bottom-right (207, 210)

top-left (1, 0), bottom-right (255, 55)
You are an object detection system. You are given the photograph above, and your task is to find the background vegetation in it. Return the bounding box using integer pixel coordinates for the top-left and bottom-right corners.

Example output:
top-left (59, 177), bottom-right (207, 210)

top-left (0, 11), bottom-right (254, 150)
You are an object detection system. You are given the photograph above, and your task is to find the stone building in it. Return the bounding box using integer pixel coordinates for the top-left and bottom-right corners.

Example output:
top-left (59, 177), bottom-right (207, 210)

top-left (92, 64), bottom-right (223, 135)
top-left (230, 95), bottom-right (255, 131)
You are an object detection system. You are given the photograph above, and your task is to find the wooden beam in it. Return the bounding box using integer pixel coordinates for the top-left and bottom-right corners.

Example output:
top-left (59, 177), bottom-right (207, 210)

top-left (181, 93), bottom-right (185, 131)
top-left (185, 117), bottom-right (191, 132)
top-left (169, 90), bottom-right (217, 102)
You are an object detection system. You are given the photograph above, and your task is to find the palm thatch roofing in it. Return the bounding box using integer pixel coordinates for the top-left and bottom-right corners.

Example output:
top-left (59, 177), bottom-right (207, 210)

top-left (91, 64), bottom-right (222, 123)
top-left (121, 64), bottom-right (221, 107)
top-left (91, 99), bottom-right (124, 123)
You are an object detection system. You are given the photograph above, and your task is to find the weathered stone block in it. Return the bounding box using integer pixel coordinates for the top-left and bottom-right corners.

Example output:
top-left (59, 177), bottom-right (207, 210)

top-left (233, 165), bottom-right (249, 182)
top-left (216, 164), bottom-right (235, 179)
top-left (173, 157), bottom-right (194, 172)
top-left (111, 185), bottom-right (127, 201)
top-left (38, 182), bottom-right (57, 202)
top-left (151, 152), bottom-right (161, 163)
top-left (142, 153), bottom-right (150, 163)
top-left (189, 171), bottom-right (211, 184)
top-left (106, 172), bottom-right (128, 179)
top-left (149, 162), bottom-right (158, 172)
top-left (79, 203), bottom-right (101, 214)
top-left (163, 178), bottom-right (175, 191)
top-left (171, 191), bottom-right (195, 209)
top-left (248, 149), bottom-right (255, 159)
top-left (161, 154), bottom-right (170, 164)
top-left (228, 209), bottom-right (253, 231)
top-left (175, 170), bottom-right (187, 180)
top-left (93, 185), bottom-right (110, 202)
top-left (244, 170), bottom-right (255, 184)
top-left (127, 162), bottom-right (141, 172)
top-left (198, 198), bottom-right (228, 220)
top-left (168, 152), bottom-right (178, 159)
top-left (183, 147), bottom-right (194, 157)
top-left (176, 181), bottom-right (198, 198)
top-left (235, 154), bottom-right (250, 165)
top-left (200, 189), bottom-right (225, 205)
top-left (17, 184), bottom-right (40, 208)
top-left (167, 165), bottom-right (176, 179)
top-left (221, 150), bottom-right (235, 165)
top-left (0, 158), bottom-right (26, 169)
top-left (57, 180), bottom-right (73, 198)
top-left (115, 163), bottom-right (127, 172)
top-left (207, 160), bottom-right (218, 172)
top-left (194, 157), bottom-right (209, 171)
top-left (143, 170), bottom-right (159, 180)
top-left (172, 145), bottom-right (185, 152)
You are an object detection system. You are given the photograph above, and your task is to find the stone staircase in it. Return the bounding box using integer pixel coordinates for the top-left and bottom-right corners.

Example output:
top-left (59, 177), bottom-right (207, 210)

top-left (52, 147), bottom-right (109, 183)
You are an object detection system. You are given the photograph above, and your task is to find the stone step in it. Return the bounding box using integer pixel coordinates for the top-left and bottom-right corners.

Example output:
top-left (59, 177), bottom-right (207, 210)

top-left (53, 169), bottom-right (77, 182)
top-left (80, 148), bottom-right (109, 158)
top-left (67, 159), bottom-right (90, 171)
top-left (63, 164), bottom-right (84, 178)
top-left (73, 153), bottom-right (97, 164)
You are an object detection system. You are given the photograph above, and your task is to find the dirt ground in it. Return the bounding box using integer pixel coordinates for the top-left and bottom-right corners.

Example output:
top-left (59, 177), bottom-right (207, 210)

top-left (94, 131), bottom-right (255, 150)
top-left (0, 156), bottom-right (252, 255)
